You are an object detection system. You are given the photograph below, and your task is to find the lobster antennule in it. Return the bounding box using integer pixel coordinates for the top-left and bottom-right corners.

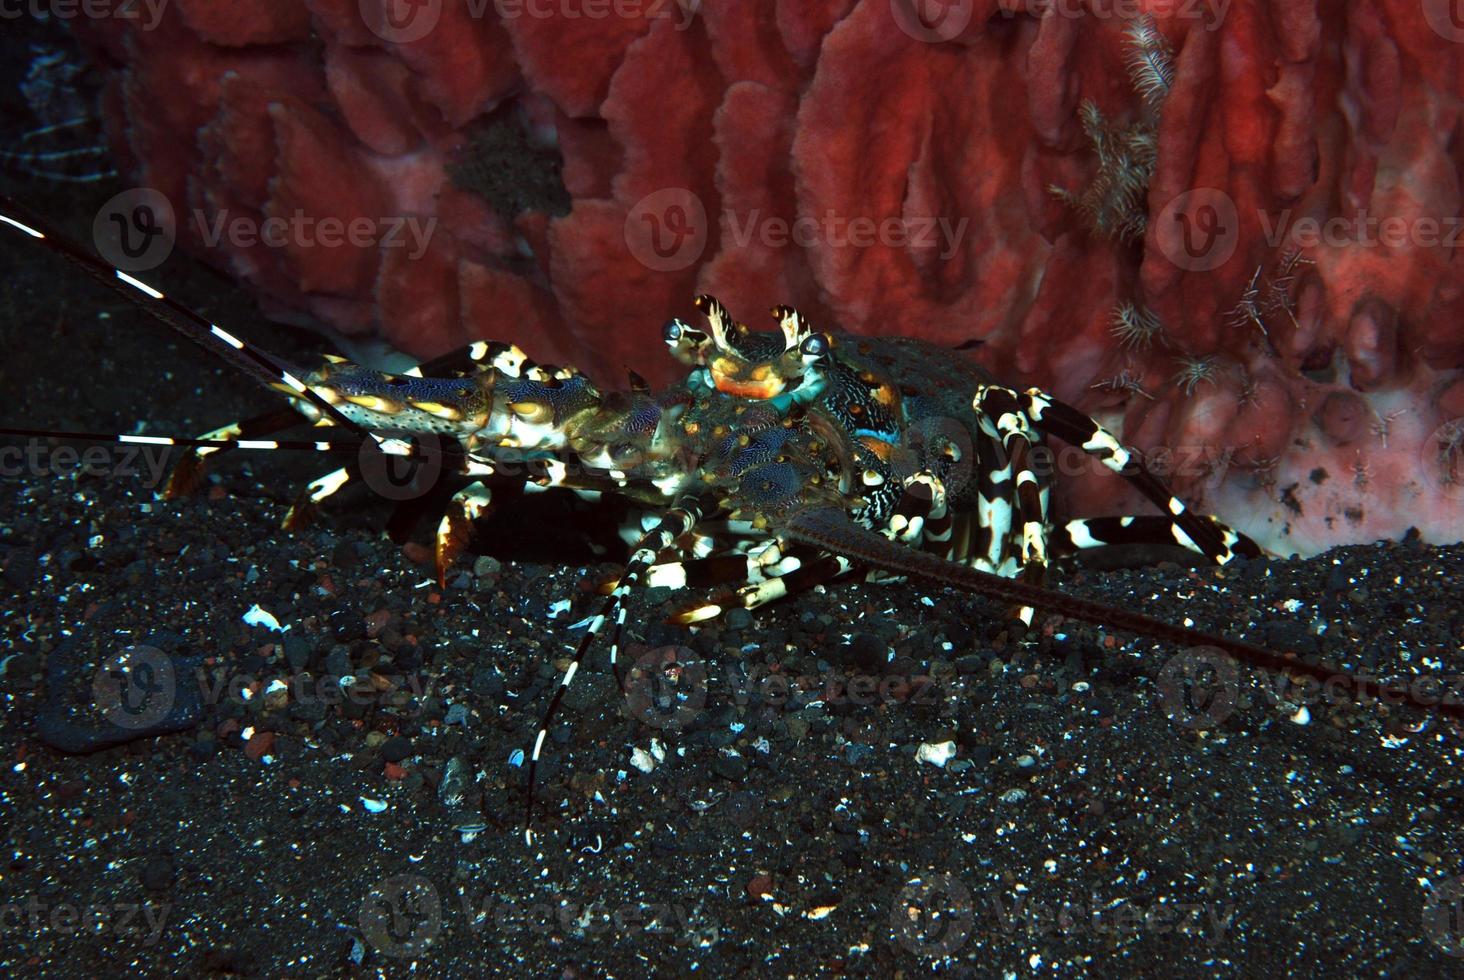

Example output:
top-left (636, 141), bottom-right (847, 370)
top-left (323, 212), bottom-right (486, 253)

top-left (783, 507), bottom-right (1463, 720)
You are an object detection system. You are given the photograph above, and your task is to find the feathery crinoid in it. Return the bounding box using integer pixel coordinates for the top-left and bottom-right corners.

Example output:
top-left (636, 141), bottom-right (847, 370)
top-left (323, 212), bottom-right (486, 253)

top-left (1048, 101), bottom-right (1158, 244)
top-left (1125, 17), bottom-right (1174, 112)
top-left (1432, 420), bottom-right (1464, 487)
top-left (1090, 369), bottom-right (1155, 400)
top-left (1226, 247), bottom-right (1313, 340)
top-left (1260, 246), bottom-right (1312, 326)
top-left (1226, 267), bottom-right (1267, 336)
top-left (1173, 355), bottom-right (1218, 396)
top-left (1110, 301), bottom-right (1163, 350)
top-left (1049, 18), bottom-right (1170, 244)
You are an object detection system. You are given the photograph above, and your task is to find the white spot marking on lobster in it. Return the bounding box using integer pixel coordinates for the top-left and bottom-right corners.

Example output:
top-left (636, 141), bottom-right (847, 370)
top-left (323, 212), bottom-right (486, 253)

top-left (210, 325), bottom-right (245, 349)
top-left (1171, 523), bottom-right (1199, 552)
top-left (1063, 519), bottom-right (1104, 551)
top-left (307, 468), bottom-right (350, 502)
top-left (647, 564), bottom-right (688, 589)
top-left (115, 270), bottom-right (164, 299)
top-left (0, 214), bottom-right (44, 238)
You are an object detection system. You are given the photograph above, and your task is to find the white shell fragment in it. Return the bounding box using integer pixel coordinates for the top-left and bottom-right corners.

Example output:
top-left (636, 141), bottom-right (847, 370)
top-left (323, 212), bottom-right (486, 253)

top-left (242, 604), bottom-right (288, 632)
top-left (915, 740), bottom-right (957, 768)
top-left (360, 797), bottom-right (388, 813)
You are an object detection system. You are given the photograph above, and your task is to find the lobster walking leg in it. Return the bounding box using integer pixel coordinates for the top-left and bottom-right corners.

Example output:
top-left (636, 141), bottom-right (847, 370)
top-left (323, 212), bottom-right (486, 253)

top-left (981, 384), bottom-right (1260, 563)
top-left (1050, 515), bottom-right (1243, 559)
top-left (667, 544), bottom-right (857, 624)
top-left (162, 406), bottom-right (305, 497)
top-left (435, 481), bottom-right (495, 586)
top-left (524, 496), bottom-right (706, 842)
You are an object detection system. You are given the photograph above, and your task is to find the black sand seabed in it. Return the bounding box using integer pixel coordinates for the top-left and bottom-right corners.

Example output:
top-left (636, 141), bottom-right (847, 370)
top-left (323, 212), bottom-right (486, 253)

top-left (3, 161), bottom-right (1464, 980)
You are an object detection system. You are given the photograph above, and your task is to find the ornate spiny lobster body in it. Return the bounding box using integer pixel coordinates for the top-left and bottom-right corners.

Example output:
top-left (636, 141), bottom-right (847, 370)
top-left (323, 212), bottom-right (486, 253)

top-left (1, 194), bottom-right (1457, 842)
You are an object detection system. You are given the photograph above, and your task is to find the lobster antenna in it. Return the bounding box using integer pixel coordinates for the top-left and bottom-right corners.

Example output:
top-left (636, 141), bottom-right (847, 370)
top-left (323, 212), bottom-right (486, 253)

top-left (786, 507), bottom-right (1463, 719)
top-left (522, 492), bottom-right (710, 848)
top-left (0, 426), bottom-right (440, 460)
top-left (0, 426), bottom-right (341, 453)
top-left (0, 194), bottom-right (381, 444)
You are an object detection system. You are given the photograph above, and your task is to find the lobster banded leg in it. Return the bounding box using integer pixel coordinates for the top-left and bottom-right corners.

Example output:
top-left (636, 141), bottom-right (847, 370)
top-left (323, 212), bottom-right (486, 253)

top-left (1051, 515), bottom-right (1248, 559)
top-left (668, 544), bottom-right (856, 624)
top-left (525, 497), bottom-right (705, 845)
top-left (972, 406), bottom-right (1050, 625)
top-left (163, 406), bottom-right (305, 498)
top-left (283, 466), bottom-right (353, 530)
top-left (434, 481), bottom-right (495, 587)
top-left (715, 553), bottom-right (858, 616)
top-left (978, 385), bottom-right (1259, 562)
top-left (1003, 438), bottom-right (1050, 627)
top-left (968, 425), bottom-right (1020, 577)
top-left (866, 469), bottom-right (948, 585)
top-left (641, 538), bottom-right (793, 596)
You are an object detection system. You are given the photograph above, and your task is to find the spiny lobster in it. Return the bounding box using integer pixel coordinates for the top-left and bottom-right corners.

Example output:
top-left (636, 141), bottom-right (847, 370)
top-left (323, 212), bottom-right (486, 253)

top-left (1, 194), bottom-right (1458, 845)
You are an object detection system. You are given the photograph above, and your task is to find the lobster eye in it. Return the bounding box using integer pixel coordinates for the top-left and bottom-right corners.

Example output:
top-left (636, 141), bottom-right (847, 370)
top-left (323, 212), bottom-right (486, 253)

top-left (663, 319), bottom-right (684, 343)
top-left (800, 333), bottom-right (829, 357)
